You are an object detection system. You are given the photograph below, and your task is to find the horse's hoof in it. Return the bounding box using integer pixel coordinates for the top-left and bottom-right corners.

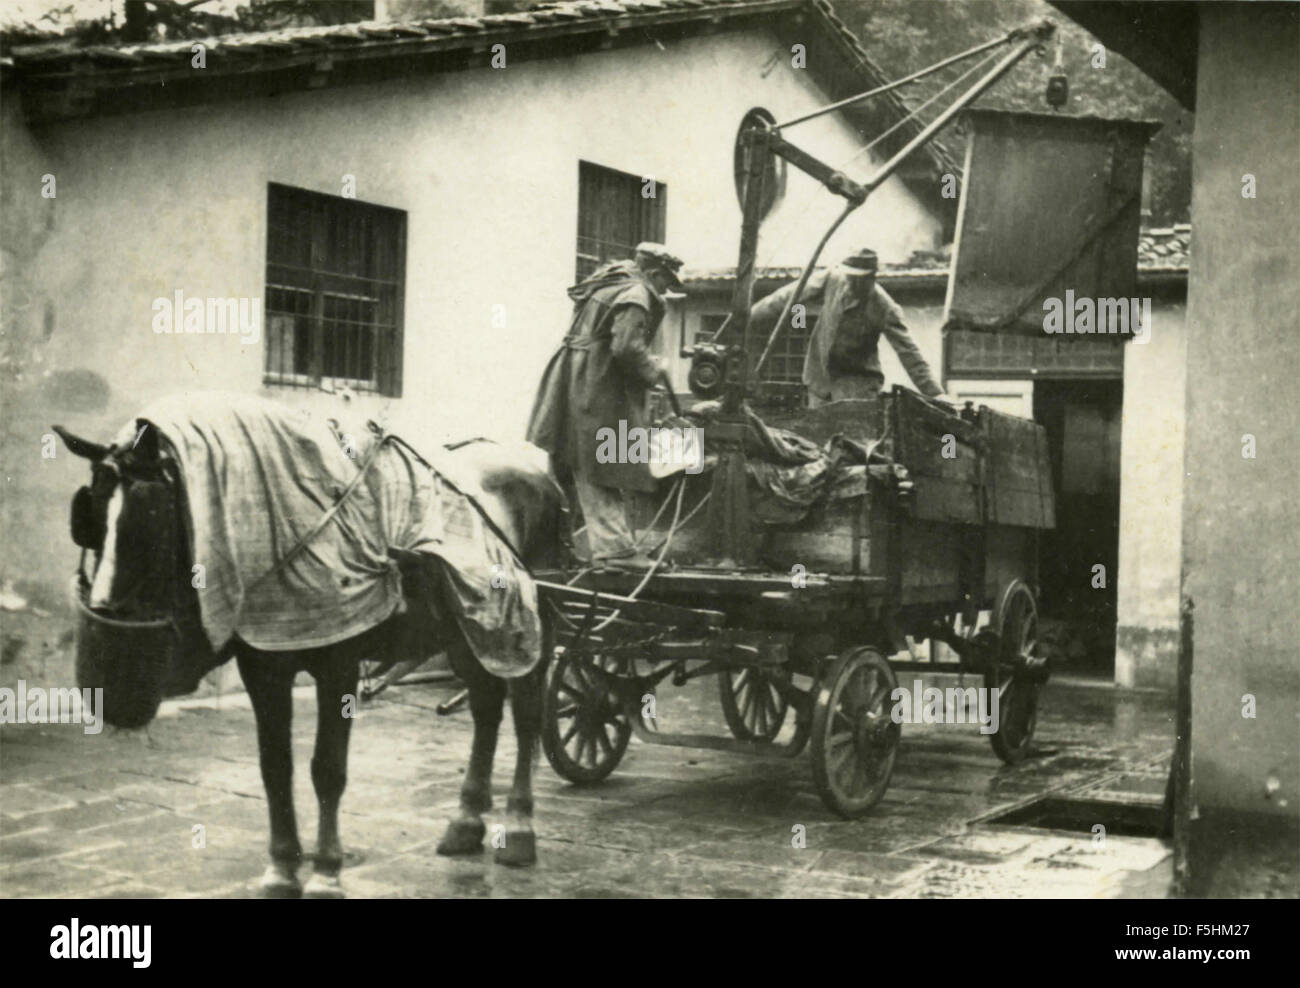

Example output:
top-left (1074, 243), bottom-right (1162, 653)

top-left (303, 873), bottom-right (346, 899)
top-left (494, 831), bottom-right (537, 868)
top-left (258, 863), bottom-right (302, 899)
top-left (437, 819), bottom-right (486, 856)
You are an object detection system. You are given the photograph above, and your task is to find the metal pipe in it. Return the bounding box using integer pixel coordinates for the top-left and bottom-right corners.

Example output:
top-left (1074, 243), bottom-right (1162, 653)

top-left (724, 124), bottom-right (775, 411)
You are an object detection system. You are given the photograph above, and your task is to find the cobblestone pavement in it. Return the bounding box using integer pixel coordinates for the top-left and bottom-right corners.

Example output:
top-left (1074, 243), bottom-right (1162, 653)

top-left (2, 671), bottom-right (1182, 898)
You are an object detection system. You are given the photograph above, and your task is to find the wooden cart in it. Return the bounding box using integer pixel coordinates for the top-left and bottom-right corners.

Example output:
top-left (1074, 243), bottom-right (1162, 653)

top-left (536, 387), bottom-right (1054, 817)
top-left (537, 25), bottom-right (1059, 817)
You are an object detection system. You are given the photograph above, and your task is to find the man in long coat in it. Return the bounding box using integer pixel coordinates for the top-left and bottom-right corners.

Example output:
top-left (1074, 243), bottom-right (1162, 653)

top-left (749, 248), bottom-right (946, 406)
top-left (527, 243), bottom-right (685, 569)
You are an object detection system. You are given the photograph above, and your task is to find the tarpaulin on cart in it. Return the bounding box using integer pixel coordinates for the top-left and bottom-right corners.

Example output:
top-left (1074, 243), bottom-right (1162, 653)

top-left (655, 403), bottom-right (888, 526)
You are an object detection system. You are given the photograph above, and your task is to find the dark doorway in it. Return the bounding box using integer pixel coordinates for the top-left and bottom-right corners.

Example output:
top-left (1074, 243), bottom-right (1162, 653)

top-left (1033, 379), bottom-right (1123, 677)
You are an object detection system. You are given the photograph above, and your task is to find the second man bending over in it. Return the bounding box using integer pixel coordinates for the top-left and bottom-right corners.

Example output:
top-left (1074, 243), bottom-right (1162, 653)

top-left (749, 248), bottom-right (948, 407)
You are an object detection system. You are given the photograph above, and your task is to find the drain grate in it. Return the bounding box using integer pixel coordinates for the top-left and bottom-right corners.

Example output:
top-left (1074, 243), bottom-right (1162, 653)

top-left (982, 795), bottom-right (1168, 838)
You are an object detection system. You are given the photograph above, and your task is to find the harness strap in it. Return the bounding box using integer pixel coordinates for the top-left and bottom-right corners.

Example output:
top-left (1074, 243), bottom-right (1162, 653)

top-left (71, 573), bottom-right (173, 630)
top-left (385, 434), bottom-right (535, 577)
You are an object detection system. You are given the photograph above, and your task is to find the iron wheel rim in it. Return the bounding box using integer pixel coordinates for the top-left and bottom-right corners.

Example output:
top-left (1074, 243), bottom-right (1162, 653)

top-left (987, 582), bottom-right (1042, 764)
top-left (811, 648), bottom-right (900, 817)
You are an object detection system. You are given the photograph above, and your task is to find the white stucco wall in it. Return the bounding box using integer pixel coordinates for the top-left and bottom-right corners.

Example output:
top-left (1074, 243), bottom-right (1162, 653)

top-left (1115, 302), bottom-right (1187, 689)
top-left (19, 28), bottom-right (940, 440)
top-left (2, 25), bottom-right (943, 604)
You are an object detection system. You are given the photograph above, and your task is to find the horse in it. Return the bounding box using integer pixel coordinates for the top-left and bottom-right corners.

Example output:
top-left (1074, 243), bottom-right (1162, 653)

top-left (55, 399), bottom-right (564, 898)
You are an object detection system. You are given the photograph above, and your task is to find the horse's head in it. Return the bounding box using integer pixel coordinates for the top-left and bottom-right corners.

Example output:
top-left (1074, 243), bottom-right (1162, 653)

top-left (56, 420), bottom-right (200, 728)
top-left (58, 421), bottom-right (179, 616)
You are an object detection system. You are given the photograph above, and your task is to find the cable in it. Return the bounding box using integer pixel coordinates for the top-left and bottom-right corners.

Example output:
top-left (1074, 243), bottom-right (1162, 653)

top-left (631, 476), bottom-right (681, 550)
top-left (642, 489), bottom-right (711, 556)
top-left (749, 46), bottom-right (1011, 373)
top-left (591, 476), bottom-right (686, 632)
top-left (773, 32), bottom-right (1015, 130)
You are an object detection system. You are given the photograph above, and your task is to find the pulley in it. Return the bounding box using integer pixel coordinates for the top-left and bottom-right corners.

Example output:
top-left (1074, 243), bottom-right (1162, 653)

top-left (687, 342), bottom-right (728, 400)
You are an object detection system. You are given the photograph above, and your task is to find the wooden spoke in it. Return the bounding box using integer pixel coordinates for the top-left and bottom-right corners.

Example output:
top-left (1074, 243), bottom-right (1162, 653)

top-left (827, 730), bottom-right (855, 751)
top-left (719, 665), bottom-right (791, 743)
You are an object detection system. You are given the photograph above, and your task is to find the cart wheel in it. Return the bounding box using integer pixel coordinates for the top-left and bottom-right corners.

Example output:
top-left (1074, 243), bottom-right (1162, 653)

top-left (987, 580), bottom-right (1044, 765)
top-left (541, 651), bottom-right (631, 784)
top-left (718, 666), bottom-right (790, 742)
top-left (810, 647), bottom-right (900, 818)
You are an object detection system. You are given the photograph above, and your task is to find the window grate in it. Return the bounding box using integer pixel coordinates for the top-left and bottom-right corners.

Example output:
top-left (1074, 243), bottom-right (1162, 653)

top-left (264, 184), bottom-right (406, 395)
top-left (576, 161), bottom-right (667, 281)
top-left (945, 329), bottom-right (1124, 379)
top-left (761, 321), bottom-right (812, 385)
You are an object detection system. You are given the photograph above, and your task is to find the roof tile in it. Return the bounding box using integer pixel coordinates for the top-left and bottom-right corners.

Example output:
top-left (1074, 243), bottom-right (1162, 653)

top-left (0, 0), bottom-right (954, 188)
top-left (685, 225), bottom-right (1191, 282)
top-left (480, 13), bottom-right (538, 26)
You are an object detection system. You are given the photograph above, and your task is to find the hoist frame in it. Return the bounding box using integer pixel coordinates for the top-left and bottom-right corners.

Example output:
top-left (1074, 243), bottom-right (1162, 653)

top-left (700, 18), bottom-right (1056, 567)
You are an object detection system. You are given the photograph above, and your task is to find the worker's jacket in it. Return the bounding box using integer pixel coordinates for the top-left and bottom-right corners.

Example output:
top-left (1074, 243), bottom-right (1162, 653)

top-left (749, 267), bottom-right (942, 402)
top-left (526, 262), bottom-right (664, 493)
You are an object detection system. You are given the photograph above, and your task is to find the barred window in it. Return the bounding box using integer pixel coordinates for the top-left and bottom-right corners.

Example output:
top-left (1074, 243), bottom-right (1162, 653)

top-left (761, 315), bottom-right (813, 385)
top-left (264, 183), bottom-right (405, 396)
top-left (576, 161), bottom-right (667, 281)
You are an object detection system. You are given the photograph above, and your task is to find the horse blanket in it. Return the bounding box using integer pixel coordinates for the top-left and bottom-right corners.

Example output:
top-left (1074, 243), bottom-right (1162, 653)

top-left (112, 393), bottom-right (541, 677)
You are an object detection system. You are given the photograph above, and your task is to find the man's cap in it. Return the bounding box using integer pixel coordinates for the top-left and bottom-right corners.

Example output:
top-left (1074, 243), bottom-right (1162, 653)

top-left (842, 248), bottom-right (878, 275)
top-left (635, 242), bottom-right (686, 289)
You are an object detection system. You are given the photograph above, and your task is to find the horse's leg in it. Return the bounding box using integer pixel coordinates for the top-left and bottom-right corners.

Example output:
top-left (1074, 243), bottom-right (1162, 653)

top-left (437, 638), bottom-right (504, 856)
top-left (496, 661), bottom-right (544, 867)
top-left (302, 650), bottom-right (360, 899)
top-left (237, 647), bottom-right (302, 898)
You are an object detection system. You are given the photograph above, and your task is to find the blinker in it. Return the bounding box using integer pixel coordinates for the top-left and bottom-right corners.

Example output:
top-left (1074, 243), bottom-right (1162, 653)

top-left (71, 485), bottom-right (105, 551)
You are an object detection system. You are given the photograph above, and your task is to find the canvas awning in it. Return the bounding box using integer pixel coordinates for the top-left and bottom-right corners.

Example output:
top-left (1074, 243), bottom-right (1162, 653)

top-left (944, 109), bottom-right (1160, 338)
